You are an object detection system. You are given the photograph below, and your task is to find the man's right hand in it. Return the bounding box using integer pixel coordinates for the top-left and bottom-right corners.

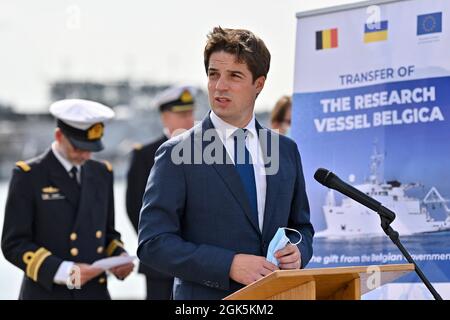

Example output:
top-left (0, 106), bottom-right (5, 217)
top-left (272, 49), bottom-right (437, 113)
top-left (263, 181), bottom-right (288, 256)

top-left (71, 263), bottom-right (104, 287)
top-left (229, 254), bottom-right (278, 286)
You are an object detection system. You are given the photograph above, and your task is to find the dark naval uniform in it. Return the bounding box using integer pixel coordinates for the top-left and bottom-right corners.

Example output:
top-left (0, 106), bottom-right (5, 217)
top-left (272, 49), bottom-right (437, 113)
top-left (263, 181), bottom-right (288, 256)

top-left (126, 136), bottom-right (173, 299)
top-left (126, 136), bottom-right (167, 229)
top-left (1, 149), bottom-right (125, 299)
top-left (126, 85), bottom-right (195, 299)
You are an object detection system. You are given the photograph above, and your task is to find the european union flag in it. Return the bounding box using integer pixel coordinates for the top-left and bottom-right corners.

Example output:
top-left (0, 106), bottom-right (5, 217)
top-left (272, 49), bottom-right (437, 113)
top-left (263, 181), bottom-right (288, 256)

top-left (417, 12), bottom-right (442, 35)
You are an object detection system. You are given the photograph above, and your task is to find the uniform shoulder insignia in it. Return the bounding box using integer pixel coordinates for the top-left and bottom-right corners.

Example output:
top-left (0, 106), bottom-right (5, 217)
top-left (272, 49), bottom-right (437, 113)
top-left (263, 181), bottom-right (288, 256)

top-left (102, 160), bottom-right (113, 172)
top-left (133, 143), bottom-right (143, 151)
top-left (15, 161), bottom-right (31, 172)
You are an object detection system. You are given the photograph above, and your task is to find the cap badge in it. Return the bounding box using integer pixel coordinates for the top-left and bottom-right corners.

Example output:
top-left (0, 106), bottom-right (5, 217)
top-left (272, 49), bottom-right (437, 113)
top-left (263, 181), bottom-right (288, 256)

top-left (180, 90), bottom-right (193, 103)
top-left (87, 123), bottom-right (104, 140)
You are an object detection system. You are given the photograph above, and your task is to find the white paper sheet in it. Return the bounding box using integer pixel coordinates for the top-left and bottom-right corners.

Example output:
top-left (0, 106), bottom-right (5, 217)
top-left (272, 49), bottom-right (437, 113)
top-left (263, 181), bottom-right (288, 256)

top-left (92, 255), bottom-right (136, 270)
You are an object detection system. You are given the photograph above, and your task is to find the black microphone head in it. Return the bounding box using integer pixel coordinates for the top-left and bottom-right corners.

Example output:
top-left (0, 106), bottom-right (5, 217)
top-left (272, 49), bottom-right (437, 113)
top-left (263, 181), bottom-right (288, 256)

top-left (314, 168), bottom-right (332, 186)
top-left (315, 167), bottom-right (384, 216)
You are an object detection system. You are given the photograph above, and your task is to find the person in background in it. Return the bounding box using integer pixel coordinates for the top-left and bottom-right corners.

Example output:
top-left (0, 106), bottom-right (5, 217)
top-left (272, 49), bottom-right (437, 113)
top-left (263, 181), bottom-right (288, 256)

top-left (270, 95), bottom-right (292, 136)
top-left (1, 99), bottom-right (134, 299)
top-left (126, 85), bottom-right (195, 299)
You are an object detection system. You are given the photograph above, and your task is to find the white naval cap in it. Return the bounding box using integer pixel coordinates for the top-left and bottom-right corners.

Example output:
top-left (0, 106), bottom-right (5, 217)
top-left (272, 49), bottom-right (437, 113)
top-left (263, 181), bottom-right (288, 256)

top-left (49, 99), bottom-right (115, 152)
top-left (154, 85), bottom-right (197, 113)
top-left (49, 99), bottom-right (115, 130)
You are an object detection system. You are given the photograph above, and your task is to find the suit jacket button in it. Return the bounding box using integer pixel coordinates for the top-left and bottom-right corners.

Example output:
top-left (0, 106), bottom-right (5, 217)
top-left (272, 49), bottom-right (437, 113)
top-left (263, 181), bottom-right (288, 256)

top-left (98, 277), bottom-right (106, 284)
top-left (70, 233), bottom-right (77, 241)
top-left (96, 230), bottom-right (102, 239)
top-left (97, 246), bottom-right (104, 254)
top-left (70, 248), bottom-right (79, 256)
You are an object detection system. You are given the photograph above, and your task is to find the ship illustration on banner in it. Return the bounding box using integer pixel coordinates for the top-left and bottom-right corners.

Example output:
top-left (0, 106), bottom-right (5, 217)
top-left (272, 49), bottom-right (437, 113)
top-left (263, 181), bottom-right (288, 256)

top-left (316, 144), bottom-right (450, 239)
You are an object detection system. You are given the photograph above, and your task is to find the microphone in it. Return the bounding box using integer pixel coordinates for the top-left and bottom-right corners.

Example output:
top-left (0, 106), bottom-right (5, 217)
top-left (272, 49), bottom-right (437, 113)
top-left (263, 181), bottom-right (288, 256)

top-left (314, 168), bottom-right (396, 222)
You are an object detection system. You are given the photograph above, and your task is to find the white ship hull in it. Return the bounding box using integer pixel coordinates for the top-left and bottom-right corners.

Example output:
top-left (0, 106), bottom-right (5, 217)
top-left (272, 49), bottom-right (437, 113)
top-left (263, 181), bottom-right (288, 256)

top-left (317, 192), bottom-right (450, 239)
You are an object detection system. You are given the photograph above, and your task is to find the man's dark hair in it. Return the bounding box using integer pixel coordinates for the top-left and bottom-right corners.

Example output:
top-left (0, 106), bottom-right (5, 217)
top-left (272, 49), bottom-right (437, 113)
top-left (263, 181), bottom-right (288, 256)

top-left (204, 26), bottom-right (271, 82)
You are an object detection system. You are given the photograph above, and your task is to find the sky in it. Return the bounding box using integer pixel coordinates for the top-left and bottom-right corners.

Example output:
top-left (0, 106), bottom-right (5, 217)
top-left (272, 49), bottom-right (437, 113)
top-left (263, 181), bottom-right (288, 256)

top-left (0, 0), bottom-right (362, 113)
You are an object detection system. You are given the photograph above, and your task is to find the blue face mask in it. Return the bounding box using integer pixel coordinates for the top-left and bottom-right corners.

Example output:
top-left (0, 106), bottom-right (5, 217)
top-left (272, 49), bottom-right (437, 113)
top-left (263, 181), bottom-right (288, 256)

top-left (266, 227), bottom-right (302, 266)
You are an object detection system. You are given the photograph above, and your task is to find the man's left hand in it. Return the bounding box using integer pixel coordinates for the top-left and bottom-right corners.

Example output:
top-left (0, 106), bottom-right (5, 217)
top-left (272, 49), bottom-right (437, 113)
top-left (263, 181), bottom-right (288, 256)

top-left (275, 244), bottom-right (301, 269)
top-left (109, 253), bottom-right (134, 280)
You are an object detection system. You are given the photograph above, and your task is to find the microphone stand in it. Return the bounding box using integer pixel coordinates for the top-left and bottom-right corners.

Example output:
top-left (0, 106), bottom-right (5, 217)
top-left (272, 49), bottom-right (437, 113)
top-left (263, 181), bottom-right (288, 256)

top-left (377, 209), bottom-right (442, 300)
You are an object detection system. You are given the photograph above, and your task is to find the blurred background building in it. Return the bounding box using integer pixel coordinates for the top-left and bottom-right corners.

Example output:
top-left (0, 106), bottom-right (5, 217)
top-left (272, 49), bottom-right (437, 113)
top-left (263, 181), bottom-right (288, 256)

top-left (0, 80), bottom-right (270, 179)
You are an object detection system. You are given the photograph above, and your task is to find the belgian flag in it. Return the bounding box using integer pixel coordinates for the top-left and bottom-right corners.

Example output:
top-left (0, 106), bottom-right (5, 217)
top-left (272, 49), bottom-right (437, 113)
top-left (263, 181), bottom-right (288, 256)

top-left (316, 28), bottom-right (338, 50)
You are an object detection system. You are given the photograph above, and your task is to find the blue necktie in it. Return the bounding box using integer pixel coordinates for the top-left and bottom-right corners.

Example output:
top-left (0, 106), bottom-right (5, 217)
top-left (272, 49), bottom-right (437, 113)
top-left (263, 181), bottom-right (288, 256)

top-left (233, 129), bottom-right (258, 225)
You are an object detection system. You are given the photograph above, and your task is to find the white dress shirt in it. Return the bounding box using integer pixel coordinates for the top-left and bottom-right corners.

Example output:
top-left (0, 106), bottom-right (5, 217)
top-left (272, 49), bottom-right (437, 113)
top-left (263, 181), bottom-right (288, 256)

top-left (52, 142), bottom-right (81, 183)
top-left (51, 142), bottom-right (78, 285)
top-left (209, 111), bottom-right (267, 232)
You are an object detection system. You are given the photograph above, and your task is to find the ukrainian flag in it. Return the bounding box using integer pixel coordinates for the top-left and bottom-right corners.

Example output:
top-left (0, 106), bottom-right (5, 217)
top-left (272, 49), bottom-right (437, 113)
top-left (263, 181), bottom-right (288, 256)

top-left (364, 21), bottom-right (388, 43)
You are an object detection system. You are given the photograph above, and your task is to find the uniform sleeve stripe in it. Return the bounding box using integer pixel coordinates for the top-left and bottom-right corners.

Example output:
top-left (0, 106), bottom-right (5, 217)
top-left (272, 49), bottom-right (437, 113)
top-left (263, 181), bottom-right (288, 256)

top-left (106, 240), bottom-right (124, 256)
top-left (24, 247), bottom-right (52, 281)
top-left (31, 252), bottom-right (51, 281)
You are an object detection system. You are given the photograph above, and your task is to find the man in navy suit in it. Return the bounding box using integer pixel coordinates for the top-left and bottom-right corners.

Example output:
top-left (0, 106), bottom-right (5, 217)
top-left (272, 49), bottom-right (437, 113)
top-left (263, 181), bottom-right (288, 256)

top-left (137, 26), bottom-right (314, 300)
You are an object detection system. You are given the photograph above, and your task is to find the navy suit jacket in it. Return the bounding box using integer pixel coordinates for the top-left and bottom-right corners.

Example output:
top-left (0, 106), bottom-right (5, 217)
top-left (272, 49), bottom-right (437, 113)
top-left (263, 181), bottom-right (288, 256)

top-left (137, 113), bottom-right (314, 300)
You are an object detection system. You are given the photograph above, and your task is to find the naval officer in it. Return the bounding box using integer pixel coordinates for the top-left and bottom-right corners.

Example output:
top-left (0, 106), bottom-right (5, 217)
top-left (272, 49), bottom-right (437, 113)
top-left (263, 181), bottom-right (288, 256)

top-left (1, 99), bottom-right (134, 299)
top-left (126, 85), bottom-right (195, 299)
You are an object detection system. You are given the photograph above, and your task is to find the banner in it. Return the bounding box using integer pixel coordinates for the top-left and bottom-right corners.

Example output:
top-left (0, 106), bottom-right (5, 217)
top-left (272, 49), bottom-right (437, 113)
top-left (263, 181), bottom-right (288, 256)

top-left (293, 0), bottom-right (450, 299)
